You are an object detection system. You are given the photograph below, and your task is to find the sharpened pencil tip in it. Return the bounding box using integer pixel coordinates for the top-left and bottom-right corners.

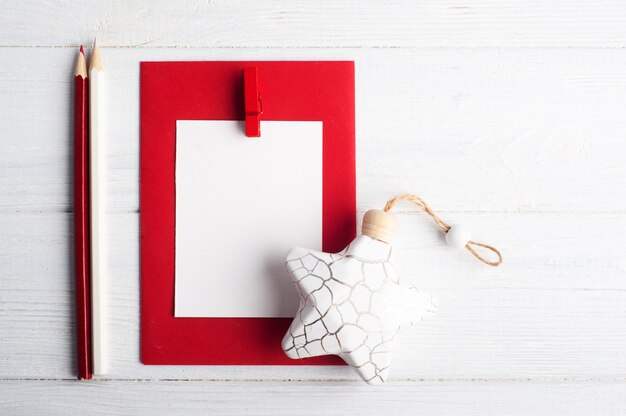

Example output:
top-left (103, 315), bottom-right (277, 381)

top-left (75, 45), bottom-right (88, 78)
top-left (89, 39), bottom-right (103, 72)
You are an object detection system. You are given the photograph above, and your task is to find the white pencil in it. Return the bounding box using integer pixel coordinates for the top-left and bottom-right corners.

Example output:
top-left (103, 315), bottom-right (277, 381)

top-left (89, 40), bottom-right (107, 375)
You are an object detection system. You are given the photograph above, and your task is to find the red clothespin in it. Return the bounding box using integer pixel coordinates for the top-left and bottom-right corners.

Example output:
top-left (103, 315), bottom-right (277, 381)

top-left (244, 67), bottom-right (262, 137)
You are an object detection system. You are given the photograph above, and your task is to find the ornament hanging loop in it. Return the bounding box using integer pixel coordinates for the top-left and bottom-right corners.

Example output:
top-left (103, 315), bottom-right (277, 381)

top-left (465, 241), bottom-right (502, 267)
top-left (383, 194), bottom-right (503, 267)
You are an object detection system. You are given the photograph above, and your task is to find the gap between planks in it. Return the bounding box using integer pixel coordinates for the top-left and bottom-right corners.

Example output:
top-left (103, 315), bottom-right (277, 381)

top-left (3, 45), bottom-right (626, 50)
top-left (6, 209), bottom-right (626, 214)
top-left (2, 376), bottom-right (626, 383)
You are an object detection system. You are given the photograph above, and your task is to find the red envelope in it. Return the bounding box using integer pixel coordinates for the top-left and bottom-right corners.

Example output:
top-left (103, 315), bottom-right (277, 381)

top-left (140, 61), bottom-right (355, 364)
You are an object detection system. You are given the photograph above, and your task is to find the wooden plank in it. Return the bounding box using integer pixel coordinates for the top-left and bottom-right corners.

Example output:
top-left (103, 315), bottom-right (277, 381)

top-left (1, 380), bottom-right (625, 415)
top-left (2, 1), bottom-right (626, 48)
top-left (2, 211), bottom-right (625, 379)
top-left (2, 47), bottom-right (626, 213)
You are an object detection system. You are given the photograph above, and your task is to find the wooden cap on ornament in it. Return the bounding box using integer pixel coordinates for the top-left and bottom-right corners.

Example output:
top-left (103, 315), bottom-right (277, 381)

top-left (361, 209), bottom-right (398, 243)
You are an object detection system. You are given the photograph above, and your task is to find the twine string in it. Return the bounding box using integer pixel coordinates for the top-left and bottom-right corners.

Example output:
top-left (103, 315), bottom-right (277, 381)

top-left (383, 194), bottom-right (503, 267)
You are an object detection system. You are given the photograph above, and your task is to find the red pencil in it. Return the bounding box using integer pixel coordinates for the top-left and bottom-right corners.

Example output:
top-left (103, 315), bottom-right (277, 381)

top-left (74, 45), bottom-right (92, 380)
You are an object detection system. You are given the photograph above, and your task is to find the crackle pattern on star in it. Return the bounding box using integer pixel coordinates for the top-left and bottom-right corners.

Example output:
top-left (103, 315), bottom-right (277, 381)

top-left (281, 237), bottom-right (437, 384)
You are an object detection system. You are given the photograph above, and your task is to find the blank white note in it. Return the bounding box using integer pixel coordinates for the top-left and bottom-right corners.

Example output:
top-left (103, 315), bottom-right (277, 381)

top-left (175, 120), bottom-right (323, 317)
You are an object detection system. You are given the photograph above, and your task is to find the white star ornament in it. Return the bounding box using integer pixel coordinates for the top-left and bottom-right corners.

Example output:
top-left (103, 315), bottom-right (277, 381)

top-left (281, 209), bottom-right (437, 384)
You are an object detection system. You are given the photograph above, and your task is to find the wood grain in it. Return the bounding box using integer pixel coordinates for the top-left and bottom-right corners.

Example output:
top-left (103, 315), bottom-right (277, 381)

top-left (2, 1), bottom-right (626, 48)
top-left (2, 211), bottom-right (625, 380)
top-left (2, 47), bottom-right (626, 213)
top-left (1, 380), bottom-right (625, 416)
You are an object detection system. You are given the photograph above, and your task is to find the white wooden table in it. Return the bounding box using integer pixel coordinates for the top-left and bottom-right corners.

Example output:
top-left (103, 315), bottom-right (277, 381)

top-left (2, 1), bottom-right (626, 414)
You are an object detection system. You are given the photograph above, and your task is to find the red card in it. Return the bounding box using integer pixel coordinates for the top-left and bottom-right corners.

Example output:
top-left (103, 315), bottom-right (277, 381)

top-left (140, 61), bottom-right (355, 364)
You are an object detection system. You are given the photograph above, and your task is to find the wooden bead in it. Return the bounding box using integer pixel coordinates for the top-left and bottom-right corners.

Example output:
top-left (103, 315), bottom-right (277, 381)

top-left (361, 209), bottom-right (398, 243)
top-left (445, 224), bottom-right (471, 249)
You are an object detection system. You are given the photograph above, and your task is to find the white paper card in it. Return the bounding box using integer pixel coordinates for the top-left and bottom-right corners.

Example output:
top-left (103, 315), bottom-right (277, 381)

top-left (175, 120), bottom-right (323, 317)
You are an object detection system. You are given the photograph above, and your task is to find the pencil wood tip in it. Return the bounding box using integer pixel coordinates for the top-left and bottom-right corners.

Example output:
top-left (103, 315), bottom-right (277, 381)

top-left (75, 47), bottom-right (88, 78)
top-left (89, 40), bottom-right (103, 72)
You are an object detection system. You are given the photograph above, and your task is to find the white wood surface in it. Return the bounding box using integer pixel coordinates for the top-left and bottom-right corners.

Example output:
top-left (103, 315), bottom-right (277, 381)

top-left (2, 380), bottom-right (626, 416)
top-left (2, 1), bottom-right (626, 414)
top-left (5, 46), bottom-right (626, 213)
top-left (3, 1), bottom-right (626, 48)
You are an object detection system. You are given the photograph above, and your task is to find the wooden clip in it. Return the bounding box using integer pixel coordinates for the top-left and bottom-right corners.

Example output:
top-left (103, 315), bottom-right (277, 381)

top-left (244, 67), bottom-right (262, 137)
